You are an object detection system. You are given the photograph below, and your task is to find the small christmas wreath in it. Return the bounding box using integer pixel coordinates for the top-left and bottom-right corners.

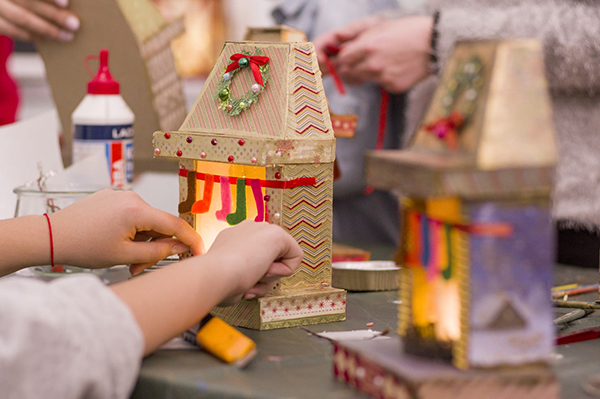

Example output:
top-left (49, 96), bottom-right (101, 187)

top-left (423, 55), bottom-right (484, 150)
top-left (215, 48), bottom-right (270, 116)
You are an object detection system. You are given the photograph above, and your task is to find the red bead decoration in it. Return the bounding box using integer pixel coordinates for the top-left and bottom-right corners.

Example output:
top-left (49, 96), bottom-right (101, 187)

top-left (164, 132), bottom-right (171, 139)
top-left (251, 157), bottom-right (257, 164)
top-left (176, 150), bottom-right (182, 157)
top-left (211, 139), bottom-right (218, 146)
top-left (186, 136), bottom-right (193, 143)
top-left (264, 195), bottom-right (270, 202)
top-left (228, 155), bottom-right (234, 162)
top-left (200, 152), bottom-right (207, 159)
top-left (274, 172), bottom-right (281, 179)
top-left (238, 139), bottom-right (245, 146)
top-left (154, 148), bottom-right (161, 155)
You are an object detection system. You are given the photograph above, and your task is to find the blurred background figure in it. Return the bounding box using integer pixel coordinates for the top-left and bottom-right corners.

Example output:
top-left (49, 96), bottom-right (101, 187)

top-left (273, 0), bottom-right (408, 246)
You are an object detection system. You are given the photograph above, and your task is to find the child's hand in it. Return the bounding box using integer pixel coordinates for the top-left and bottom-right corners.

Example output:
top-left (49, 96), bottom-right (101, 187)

top-left (203, 220), bottom-right (303, 305)
top-left (49, 189), bottom-right (204, 270)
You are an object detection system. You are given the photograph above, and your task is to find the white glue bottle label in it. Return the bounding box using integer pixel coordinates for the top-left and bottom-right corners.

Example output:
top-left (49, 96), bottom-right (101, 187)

top-left (72, 49), bottom-right (134, 188)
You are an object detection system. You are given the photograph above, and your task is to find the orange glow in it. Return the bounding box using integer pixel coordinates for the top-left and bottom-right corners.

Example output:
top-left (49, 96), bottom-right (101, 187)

top-left (193, 160), bottom-right (266, 248)
top-left (434, 280), bottom-right (461, 341)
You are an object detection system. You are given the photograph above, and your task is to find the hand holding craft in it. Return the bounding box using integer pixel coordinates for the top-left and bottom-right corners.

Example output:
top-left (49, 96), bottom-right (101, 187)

top-left (334, 16), bottom-right (433, 93)
top-left (48, 189), bottom-right (204, 271)
top-left (202, 220), bottom-right (303, 306)
top-left (0, 0), bottom-right (80, 41)
top-left (313, 15), bottom-right (385, 74)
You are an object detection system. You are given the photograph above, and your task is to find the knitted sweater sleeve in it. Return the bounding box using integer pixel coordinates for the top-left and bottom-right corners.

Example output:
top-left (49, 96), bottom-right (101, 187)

top-left (0, 275), bottom-right (144, 399)
top-left (436, 3), bottom-right (600, 92)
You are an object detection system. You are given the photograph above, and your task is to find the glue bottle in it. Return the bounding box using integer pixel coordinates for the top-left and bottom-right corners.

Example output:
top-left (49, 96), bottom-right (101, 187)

top-left (72, 49), bottom-right (134, 188)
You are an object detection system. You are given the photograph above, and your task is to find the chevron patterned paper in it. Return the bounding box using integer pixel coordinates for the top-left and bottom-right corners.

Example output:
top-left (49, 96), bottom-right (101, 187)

top-left (160, 41), bottom-right (342, 330)
top-left (281, 163), bottom-right (333, 289)
top-left (288, 44), bottom-right (332, 139)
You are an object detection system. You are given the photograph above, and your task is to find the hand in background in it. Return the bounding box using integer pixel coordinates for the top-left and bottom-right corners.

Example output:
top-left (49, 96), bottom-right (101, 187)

top-left (203, 220), bottom-right (303, 306)
top-left (49, 189), bottom-right (204, 271)
top-left (0, 0), bottom-right (80, 41)
top-left (313, 15), bottom-right (385, 74)
top-left (333, 16), bottom-right (433, 93)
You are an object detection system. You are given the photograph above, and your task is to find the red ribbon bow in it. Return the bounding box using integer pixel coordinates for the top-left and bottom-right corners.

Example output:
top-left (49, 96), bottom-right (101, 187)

top-left (225, 53), bottom-right (270, 86)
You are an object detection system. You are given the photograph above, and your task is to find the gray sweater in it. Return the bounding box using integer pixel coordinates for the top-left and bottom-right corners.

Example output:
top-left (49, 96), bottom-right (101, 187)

top-left (0, 275), bottom-right (143, 399)
top-left (406, 0), bottom-right (600, 230)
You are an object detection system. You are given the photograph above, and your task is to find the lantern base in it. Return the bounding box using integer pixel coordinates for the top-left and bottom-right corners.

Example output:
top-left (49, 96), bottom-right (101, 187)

top-left (211, 287), bottom-right (346, 330)
top-left (334, 338), bottom-right (557, 399)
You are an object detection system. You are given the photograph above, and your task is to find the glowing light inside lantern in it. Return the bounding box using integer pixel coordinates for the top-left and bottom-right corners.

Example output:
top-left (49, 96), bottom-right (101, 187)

top-left (407, 196), bottom-right (463, 343)
top-left (192, 160), bottom-right (266, 248)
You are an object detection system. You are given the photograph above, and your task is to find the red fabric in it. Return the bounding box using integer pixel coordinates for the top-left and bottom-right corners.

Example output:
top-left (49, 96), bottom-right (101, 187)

top-left (323, 45), bottom-right (346, 95)
top-left (363, 89), bottom-right (390, 195)
top-left (225, 53), bottom-right (269, 86)
top-left (324, 55), bottom-right (345, 95)
top-left (0, 36), bottom-right (19, 125)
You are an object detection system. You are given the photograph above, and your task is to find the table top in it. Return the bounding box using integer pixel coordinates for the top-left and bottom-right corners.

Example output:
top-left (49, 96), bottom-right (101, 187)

top-left (131, 263), bottom-right (600, 399)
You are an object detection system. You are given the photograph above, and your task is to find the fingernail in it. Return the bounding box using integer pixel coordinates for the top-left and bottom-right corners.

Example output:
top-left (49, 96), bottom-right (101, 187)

top-left (171, 243), bottom-right (189, 255)
top-left (243, 294), bottom-right (256, 300)
top-left (55, 0), bottom-right (68, 7)
top-left (58, 30), bottom-right (74, 41)
top-left (65, 16), bottom-right (80, 31)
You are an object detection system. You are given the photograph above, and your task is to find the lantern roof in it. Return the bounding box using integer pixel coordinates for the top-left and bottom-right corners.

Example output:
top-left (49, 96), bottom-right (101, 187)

top-left (153, 41), bottom-right (335, 166)
top-left (366, 40), bottom-right (557, 199)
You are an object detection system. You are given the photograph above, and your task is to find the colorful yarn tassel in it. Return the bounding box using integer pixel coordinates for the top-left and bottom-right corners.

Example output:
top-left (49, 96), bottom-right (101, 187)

top-left (191, 174), bottom-right (214, 214)
top-left (250, 179), bottom-right (264, 222)
top-left (426, 220), bottom-right (441, 282)
top-left (404, 211), bottom-right (419, 267)
top-left (441, 223), bottom-right (453, 280)
top-left (178, 172), bottom-right (198, 214)
top-left (215, 176), bottom-right (232, 221)
top-left (226, 178), bottom-right (247, 225)
top-left (419, 214), bottom-right (430, 268)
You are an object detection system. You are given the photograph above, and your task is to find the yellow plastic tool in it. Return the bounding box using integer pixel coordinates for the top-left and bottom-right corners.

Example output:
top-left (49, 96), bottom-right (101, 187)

top-left (195, 316), bottom-right (257, 368)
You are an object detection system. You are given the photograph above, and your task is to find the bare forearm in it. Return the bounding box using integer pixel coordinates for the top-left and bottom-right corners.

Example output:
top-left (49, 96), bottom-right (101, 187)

top-left (110, 254), bottom-right (233, 355)
top-left (0, 215), bottom-right (50, 276)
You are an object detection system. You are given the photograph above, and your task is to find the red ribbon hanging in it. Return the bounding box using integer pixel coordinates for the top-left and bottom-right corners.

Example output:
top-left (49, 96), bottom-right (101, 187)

top-left (225, 53), bottom-right (270, 86)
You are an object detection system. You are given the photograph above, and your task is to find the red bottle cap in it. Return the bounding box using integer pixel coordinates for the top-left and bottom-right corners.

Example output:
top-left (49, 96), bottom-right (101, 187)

top-left (87, 49), bottom-right (120, 95)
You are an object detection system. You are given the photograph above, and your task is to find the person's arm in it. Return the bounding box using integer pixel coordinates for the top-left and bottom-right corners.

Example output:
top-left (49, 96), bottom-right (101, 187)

top-left (0, 275), bottom-right (144, 399)
top-left (435, 3), bottom-right (600, 92)
top-left (0, 0), bottom-right (80, 41)
top-left (0, 189), bottom-right (205, 277)
top-left (111, 220), bottom-right (304, 355)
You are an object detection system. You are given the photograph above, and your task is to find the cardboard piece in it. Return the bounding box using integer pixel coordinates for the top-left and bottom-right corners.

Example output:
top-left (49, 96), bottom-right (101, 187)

top-left (332, 242), bottom-right (371, 262)
top-left (243, 25), bottom-right (307, 43)
top-left (333, 339), bottom-right (558, 399)
top-left (357, 39), bottom-right (557, 398)
top-left (36, 0), bottom-right (187, 172)
top-left (153, 41), bottom-right (345, 330)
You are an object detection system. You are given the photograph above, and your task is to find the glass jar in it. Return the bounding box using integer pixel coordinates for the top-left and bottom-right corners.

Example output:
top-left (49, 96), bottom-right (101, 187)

top-left (13, 185), bottom-right (107, 279)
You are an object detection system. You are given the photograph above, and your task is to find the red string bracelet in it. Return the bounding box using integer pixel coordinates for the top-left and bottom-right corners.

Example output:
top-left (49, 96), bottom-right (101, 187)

top-left (43, 213), bottom-right (55, 269)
